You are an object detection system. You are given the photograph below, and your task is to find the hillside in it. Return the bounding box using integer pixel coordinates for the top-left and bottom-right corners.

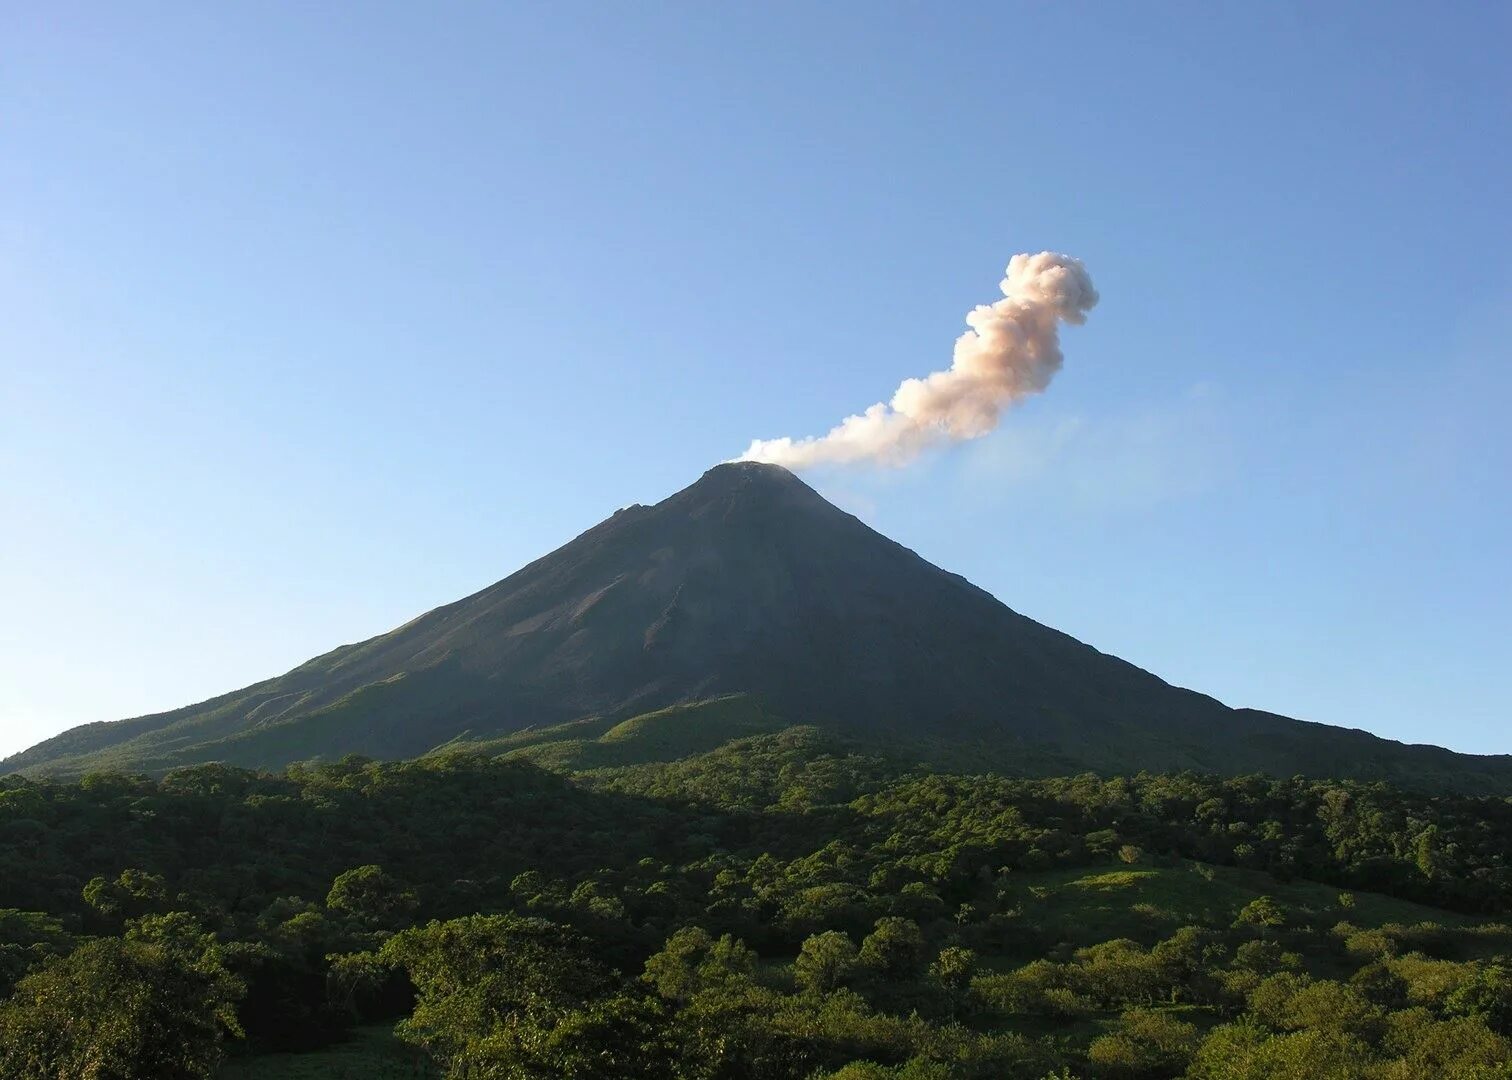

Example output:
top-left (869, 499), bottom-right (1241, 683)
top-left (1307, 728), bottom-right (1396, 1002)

top-left (5, 733), bottom-right (1512, 1078)
top-left (8, 462), bottom-right (1511, 793)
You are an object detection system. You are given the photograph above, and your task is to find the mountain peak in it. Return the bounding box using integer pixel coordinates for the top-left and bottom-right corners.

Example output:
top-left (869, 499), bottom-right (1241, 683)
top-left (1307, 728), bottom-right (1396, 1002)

top-left (694, 460), bottom-right (806, 492)
top-left (665, 460), bottom-right (830, 518)
top-left (12, 462), bottom-right (1512, 794)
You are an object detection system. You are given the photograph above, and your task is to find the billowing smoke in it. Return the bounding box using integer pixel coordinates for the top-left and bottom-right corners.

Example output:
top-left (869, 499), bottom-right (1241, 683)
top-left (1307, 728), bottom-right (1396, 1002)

top-left (739, 252), bottom-right (1098, 468)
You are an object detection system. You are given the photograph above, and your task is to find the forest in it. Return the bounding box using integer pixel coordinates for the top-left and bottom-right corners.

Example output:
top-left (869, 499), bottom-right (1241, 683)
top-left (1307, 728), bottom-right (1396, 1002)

top-left (2, 725), bottom-right (1512, 1078)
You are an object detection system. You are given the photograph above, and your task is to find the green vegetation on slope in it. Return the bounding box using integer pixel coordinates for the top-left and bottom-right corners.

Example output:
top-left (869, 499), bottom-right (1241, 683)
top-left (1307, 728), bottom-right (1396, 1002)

top-left (2, 727), bottom-right (1512, 1077)
top-left (441, 694), bottom-right (791, 771)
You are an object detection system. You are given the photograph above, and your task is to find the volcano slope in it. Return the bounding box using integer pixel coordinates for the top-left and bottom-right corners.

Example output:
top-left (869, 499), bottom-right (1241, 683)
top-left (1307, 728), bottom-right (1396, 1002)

top-left (9, 462), bottom-right (1511, 793)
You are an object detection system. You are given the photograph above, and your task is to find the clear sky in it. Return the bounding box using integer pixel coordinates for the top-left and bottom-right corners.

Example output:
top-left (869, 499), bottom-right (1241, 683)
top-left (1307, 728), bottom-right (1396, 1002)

top-left (4, 3), bottom-right (1509, 761)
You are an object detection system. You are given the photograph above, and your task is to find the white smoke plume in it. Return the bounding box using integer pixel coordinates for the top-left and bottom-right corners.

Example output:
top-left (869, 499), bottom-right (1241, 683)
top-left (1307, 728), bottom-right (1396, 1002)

top-left (739, 252), bottom-right (1098, 468)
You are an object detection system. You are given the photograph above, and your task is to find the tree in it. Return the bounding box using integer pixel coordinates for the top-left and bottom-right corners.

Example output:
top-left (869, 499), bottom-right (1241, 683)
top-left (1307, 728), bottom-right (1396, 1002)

top-left (0, 909), bottom-right (72, 996)
top-left (1275, 980), bottom-right (1384, 1041)
top-left (381, 914), bottom-right (612, 1068)
top-left (1444, 964), bottom-right (1512, 1037)
top-left (929, 946), bottom-right (977, 993)
top-left (325, 949), bottom-right (389, 1021)
top-left (1087, 1008), bottom-right (1200, 1077)
top-left (82, 868), bottom-right (168, 921)
top-left (326, 865), bottom-right (418, 928)
top-left (0, 936), bottom-right (243, 1080)
top-left (1349, 962), bottom-right (1408, 1010)
top-left (1187, 1022), bottom-right (1375, 1080)
top-left (1414, 825), bottom-right (1444, 880)
top-left (896, 881), bottom-right (945, 921)
top-left (1152, 925), bottom-right (1222, 981)
top-left (858, 917), bottom-right (927, 981)
top-left (642, 926), bottom-right (756, 1002)
top-left (1381, 1008), bottom-right (1512, 1077)
top-left (1233, 896), bottom-right (1286, 934)
top-left (516, 992), bottom-right (683, 1078)
top-left (795, 931), bottom-right (860, 994)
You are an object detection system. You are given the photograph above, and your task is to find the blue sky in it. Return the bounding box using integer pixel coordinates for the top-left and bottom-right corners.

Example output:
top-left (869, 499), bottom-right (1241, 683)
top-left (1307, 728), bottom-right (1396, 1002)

top-left (3, 3), bottom-right (1508, 760)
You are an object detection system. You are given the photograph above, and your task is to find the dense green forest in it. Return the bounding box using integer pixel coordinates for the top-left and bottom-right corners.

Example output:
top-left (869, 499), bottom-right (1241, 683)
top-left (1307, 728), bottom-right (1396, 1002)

top-left (3, 725), bottom-right (1512, 1078)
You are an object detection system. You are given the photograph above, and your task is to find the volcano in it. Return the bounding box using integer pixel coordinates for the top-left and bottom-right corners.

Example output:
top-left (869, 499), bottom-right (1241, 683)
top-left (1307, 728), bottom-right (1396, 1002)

top-left (9, 462), bottom-right (1511, 792)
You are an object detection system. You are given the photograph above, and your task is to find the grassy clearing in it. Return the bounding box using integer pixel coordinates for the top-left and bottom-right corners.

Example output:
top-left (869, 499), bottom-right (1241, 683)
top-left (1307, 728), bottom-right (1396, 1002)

top-left (1005, 858), bottom-right (1497, 952)
top-left (485, 695), bottom-right (789, 771)
top-left (219, 1025), bottom-right (431, 1080)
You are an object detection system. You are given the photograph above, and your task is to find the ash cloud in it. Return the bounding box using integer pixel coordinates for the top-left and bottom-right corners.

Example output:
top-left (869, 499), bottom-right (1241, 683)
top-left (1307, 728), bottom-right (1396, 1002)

top-left (739, 252), bottom-right (1098, 468)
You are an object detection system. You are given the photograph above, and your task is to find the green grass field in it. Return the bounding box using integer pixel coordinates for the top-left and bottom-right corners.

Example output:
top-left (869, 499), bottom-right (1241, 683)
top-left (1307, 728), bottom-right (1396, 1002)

top-left (1008, 858), bottom-right (1493, 943)
top-left (219, 1026), bottom-right (432, 1080)
top-left (440, 694), bottom-right (790, 771)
